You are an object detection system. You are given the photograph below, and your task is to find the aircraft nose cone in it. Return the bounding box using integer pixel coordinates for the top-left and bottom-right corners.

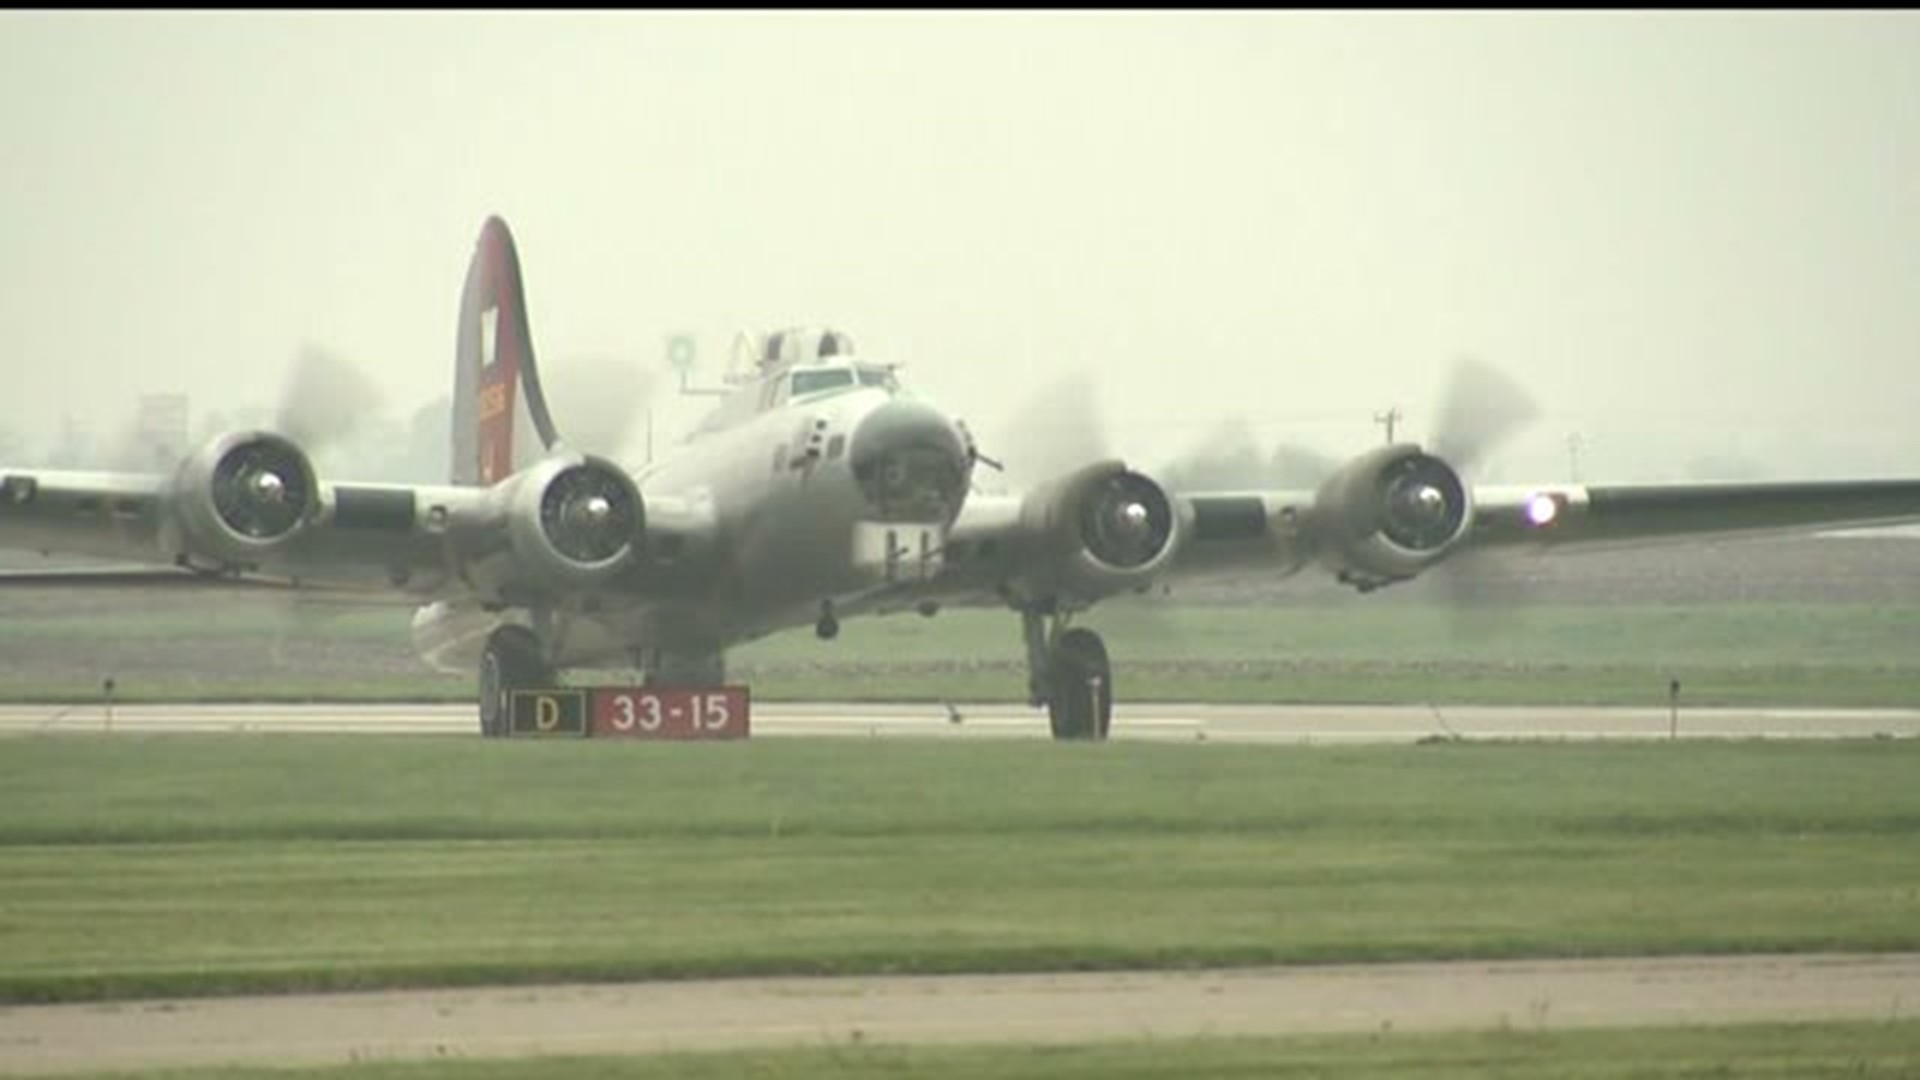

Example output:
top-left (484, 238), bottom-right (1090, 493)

top-left (849, 399), bottom-right (972, 522)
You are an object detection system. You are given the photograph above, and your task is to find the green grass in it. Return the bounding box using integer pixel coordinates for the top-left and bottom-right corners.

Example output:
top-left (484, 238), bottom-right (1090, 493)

top-left (9, 662), bottom-right (1916, 708)
top-left (57, 1022), bottom-right (1920, 1079)
top-left (809, 601), bottom-right (1920, 667)
top-left (731, 660), bottom-right (1920, 707)
top-left (5, 601), bottom-right (1920, 706)
top-left (736, 602), bottom-right (1920, 705)
top-left (2, 737), bottom-right (1916, 1004)
top-left (22, 596), bottom-right (1901, 666)
top-left (3, 677), bottom-right (470, 705)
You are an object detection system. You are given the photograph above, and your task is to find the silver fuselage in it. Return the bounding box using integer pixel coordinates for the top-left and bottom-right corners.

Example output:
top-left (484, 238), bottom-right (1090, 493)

top-left (412, 374), bottom-right (970, 672)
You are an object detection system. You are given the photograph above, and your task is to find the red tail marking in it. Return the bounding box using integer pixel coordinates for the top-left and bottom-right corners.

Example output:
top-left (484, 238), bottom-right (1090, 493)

top-left (474, 221), bottom-right (526, 484)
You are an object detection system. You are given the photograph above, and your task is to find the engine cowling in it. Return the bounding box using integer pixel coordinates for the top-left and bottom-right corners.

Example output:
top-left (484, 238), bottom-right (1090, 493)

top-left (168, 431), bottom-right (320, 568)
top-left (1313, 444), bottom-right (1472, 588)
top-left (1015, 460), bottom-right (1180, 602)
top-left (496, 453), bottom-right (646, 593)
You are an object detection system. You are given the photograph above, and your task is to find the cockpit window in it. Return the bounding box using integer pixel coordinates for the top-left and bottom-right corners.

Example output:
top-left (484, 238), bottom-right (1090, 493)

top-left (791, 368), bottom-right (855, 396)
top-left (818, 333), bottom-right (841, 358)
top-left (856, 366), bottom-right (897, 390)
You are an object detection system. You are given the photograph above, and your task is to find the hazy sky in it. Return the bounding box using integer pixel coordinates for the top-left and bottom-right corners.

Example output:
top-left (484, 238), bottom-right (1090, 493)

top-left (3, 11), bottom-right (1917, 483)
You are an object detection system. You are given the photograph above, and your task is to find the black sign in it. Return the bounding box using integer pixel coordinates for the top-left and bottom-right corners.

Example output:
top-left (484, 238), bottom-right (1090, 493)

top-left (508, 690), bottom-right (587, 737)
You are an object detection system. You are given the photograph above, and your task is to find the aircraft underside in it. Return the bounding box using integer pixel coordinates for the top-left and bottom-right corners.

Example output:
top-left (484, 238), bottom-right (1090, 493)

top-left (457, 607), bottom-right (1117, 742)
top-left (424, 540), bottom-right (1122, 741)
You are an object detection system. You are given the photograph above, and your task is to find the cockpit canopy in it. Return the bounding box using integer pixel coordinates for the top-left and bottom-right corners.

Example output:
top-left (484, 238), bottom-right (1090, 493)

top-left (791, 365), bottom-right (898, 397)
top-left (748, 325), bottom-right (897, 399)
top-left (691, 327), bottom-right (905, 441)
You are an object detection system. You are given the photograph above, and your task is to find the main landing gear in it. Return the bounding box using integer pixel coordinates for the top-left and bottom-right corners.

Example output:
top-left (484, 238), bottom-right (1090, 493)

top-left (479, 624), bottom-right (551, 739)
top-left (1022, 610), bottom-right (1113, 742)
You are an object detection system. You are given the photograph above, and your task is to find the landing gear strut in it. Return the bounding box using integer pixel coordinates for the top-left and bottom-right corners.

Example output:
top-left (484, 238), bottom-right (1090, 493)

top-left (642, 648), bottom-right (726, 687)
top-left (478, 624), bottom-right (551, 739)
top-left (1022, 610), bottom-right (1112, 742)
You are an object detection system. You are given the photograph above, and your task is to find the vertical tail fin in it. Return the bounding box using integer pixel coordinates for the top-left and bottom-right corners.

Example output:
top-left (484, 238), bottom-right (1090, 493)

top-left (450, 217), bottom-right (561, 486)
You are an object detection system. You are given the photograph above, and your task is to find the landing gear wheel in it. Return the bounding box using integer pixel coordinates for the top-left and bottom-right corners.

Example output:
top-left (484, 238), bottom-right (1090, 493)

top-left (1047, 627), bottom-right (1112, 742)
top-left (478, 625), bottom-right (550, 739)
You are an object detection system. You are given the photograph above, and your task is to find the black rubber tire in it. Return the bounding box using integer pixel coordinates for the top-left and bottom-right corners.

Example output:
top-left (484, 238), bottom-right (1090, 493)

top-left (1047, 628), bottom-right (1112, 742)
top-left (478, 625), bottom-right (549, 739)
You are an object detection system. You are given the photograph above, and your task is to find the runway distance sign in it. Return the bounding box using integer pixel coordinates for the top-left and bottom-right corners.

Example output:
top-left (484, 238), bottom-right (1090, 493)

top-left (507, 687), bottom-right (750, 739)
top-left (590, 686), bottom-right (750, 740)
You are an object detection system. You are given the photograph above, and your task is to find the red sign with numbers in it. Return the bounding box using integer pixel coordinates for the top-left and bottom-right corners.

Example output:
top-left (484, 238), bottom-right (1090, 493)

top-left (588, 686), bottom-right (751, 739)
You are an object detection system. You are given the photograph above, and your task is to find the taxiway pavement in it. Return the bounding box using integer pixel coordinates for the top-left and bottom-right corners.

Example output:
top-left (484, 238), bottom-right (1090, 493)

top-left (3, 953), bottom-right (1915, 1075)
top-left (3, 700), bottom-right (1918, 742)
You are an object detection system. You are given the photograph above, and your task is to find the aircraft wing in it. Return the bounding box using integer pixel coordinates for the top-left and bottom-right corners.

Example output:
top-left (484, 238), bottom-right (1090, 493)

top-left (0, 469), bottom-right (171, 564)
top-left (1465, 479), bottom-right (1920, 548)
top-left (0, 457), bottom-right (468, 598)
top-left (879, 450), bottom-right (1920, 616)
top-left (0, 433), bottom-right (679, 608)
top-left (1170, 470), bottom-right (1920, 596)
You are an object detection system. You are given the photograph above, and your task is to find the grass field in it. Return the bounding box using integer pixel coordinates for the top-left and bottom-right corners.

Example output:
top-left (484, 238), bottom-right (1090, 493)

top-left (3, 595), bottom-right (1919, 706)
top-left (3, 736), bottom-right (1916, 1005)
top-left (47, 1022), bottom-right (1920, 1080)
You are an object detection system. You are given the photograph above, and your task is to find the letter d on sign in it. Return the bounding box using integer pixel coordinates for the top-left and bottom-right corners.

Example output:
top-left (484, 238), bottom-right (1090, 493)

top-left (510, 689), bottom-right (586, 736)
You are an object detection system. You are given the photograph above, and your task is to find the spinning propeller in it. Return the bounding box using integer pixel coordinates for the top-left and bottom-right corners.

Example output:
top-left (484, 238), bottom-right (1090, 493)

top-left (538, 354), bottom-right (660, 461)
top-left (275, 344), bottom-right (386, 454)
top-left (991, 355), bottom-right (1544, 630)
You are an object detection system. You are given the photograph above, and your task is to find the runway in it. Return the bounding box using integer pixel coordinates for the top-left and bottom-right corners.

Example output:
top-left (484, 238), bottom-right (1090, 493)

top-left (2, 953), bottom-right (1915, 1075)
top-left (3, 700), bottom-right (1919, 742)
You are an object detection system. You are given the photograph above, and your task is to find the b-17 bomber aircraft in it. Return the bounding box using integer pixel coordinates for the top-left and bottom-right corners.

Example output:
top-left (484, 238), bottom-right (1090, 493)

top-left (4, 217), bottom-right (1918, 739)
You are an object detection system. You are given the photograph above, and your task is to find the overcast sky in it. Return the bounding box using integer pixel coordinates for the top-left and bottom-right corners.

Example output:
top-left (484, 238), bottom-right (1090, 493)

top-left (3, 11), bottom-right (1916, 483)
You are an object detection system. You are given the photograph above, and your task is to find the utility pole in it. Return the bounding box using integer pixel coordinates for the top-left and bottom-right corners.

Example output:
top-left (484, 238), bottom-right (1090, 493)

top-left (1567, 432), bottom-right (1585, 482)
top-left (1373, 407), bottom-right (1402, 445)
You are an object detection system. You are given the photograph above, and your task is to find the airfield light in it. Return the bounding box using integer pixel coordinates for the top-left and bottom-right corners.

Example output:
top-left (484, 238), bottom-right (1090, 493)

top-left (666, 334), bottom-right (696, 372)
top-left (1524, 493), bottom-right (1562, 528)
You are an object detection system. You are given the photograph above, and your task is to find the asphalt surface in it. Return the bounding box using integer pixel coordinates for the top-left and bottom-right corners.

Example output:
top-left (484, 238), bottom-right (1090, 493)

top-left (3, 953), bottom-right (1915, 1075)
top-left (5, 700), bottom-right (1920, 742)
